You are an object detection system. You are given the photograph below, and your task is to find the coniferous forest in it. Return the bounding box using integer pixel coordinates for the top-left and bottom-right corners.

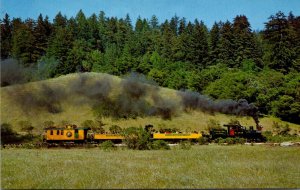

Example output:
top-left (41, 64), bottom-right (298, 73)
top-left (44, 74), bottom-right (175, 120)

top-left (1, 10), bottom-right (300, 123)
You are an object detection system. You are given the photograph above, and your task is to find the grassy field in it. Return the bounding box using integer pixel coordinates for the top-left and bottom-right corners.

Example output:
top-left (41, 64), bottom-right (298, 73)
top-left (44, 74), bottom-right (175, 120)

top-left (1, 145), bottom-right (300, 189)
top-left (1, 72), bottom-right (299, 134)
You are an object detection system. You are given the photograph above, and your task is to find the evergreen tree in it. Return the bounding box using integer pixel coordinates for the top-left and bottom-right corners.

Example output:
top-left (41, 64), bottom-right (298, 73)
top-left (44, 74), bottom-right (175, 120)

top-left (1, 13), bottom-right (12, 59)
top-left (98, 11), bottom-right (107, 52)
top-left (67, 39), bottom-right (92, 73)
top-left (263, 11), bottom-right (297, 73)
top-left (105, 17), bottom-right (118, 45)
top-left (170, 15), bottom-right (179, 35)
top-left (288, 12), bottom-right (300, 71)
top-left (11, 18), bottom-right (36, 65)
top-left (47, 27), bottom-right (73, 74)
top-left (178, 17), bottom-right (186, 35)
top-left (53, 12), bottom-right (67, 29)
top-left (160, 20), bottom-right (174, 59)
top-left (218, 21), bottom-right (235, 67)
top-left (190, 20), bottom-right (209, 69)
top-left (135, 16), bottom-right (144, 32)
top-left (150, 15), bottom-right (159, 30)
top-left (209, 22), bottom-right (221, 64)
top-left (87, 13), bottom-right (100, 49)
top-left (75, 9), bottom-right (90, 40)
top-left (232, 15), bottom-right (262, 67)
top-left (33, 14), bottom-right (52, 59)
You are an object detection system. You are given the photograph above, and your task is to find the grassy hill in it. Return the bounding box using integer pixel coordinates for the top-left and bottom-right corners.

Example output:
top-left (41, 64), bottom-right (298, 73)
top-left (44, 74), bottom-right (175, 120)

top-left (1, 72), bottom-right (299, 133)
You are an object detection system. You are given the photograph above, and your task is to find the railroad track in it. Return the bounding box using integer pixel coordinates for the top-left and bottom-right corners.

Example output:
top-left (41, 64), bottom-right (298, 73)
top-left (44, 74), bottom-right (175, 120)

top-left (2, 142), bottom-right (300, 149)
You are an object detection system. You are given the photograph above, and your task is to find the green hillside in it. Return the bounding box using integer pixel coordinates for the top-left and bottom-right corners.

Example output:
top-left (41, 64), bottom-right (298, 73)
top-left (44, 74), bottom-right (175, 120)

top-left (1, 72), bottom-right (299, 133)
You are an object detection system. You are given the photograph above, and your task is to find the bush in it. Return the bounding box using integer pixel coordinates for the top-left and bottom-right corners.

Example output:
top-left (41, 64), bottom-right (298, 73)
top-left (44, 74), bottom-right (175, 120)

top-left (198, 137), bottom-right (209, 145)
top-left (18, 121), bottom-right (34, 134)
top-left (22, 143), bottom-right (36, 149)
top-left (151, 140), bottom-right (170, 150)
top-left (109, 125), bottom-right (123, 134)
top-left (234, 137), bottom-right (246, 144)
top-left (43, 121), bottom-right (55, 128)
top-left (100, 141), bottom-right (116, 151)
top-left (123, 127), bottom-right (151, 150)
top-left (1, 123), bottom-right (20, 144)
top-left (214, 137), bottom-right (225, 144)
top-left (214, 137), bottom-right (245, 145)
top-left (265, 135), bottom-right (300, 143)
top-left (228, 119), bottom-right (241, 125)
top-left (82, 120), bottom-right (106, 133)
top-left (206, 119), bottom-right (221, 131)
top-left (272, 122), bottom-right (290, 136)
top-left (179, 141), bottom-right (192, 150)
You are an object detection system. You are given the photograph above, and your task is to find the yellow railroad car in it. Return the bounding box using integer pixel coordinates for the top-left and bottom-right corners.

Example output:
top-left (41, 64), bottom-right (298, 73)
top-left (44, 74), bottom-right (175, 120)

top-left (44, 125), bottom-right (90, 142)
top-left (153, 133), bottom-right (202, 140)
top-left (93, 134), bottom-right (125, 143)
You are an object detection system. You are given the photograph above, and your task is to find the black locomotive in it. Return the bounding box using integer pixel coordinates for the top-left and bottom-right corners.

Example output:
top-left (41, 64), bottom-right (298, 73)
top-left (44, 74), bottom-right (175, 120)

top-left (208, 123), bottom-right (266, 142)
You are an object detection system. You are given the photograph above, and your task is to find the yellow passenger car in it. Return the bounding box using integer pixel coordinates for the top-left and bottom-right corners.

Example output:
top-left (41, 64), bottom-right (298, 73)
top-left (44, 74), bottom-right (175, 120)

top-left (153, 132), bottom-right (202, 140)
top-left (93, 134), bottom-right (125, 143)
top-left (43, 125), bottom-right (90, 142)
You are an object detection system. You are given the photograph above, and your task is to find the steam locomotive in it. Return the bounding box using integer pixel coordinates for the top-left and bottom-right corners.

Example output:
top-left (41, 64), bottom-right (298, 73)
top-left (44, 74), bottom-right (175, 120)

top-left (208, 123), bottom-right (266, 142)
top-left (43, 123), bottom-right (266, 145)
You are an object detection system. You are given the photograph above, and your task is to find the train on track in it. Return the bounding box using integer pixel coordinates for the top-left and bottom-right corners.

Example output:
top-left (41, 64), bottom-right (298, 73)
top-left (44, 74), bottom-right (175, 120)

top-left (42, 123), bottom-right (266, 146)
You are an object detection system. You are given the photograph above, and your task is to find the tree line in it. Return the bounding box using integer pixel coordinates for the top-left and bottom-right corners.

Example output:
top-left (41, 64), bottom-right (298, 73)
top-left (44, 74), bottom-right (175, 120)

top-left (1, 10), bottom-right (300, 123)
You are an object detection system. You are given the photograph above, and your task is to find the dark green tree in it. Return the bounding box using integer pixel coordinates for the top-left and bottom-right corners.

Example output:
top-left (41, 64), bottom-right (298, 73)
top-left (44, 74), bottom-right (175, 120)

top-left (33, 14), bottom-right (52, 59)
top-left (232, 15), bottom-right (262, 67)
top-left (263, 11), bottom-right (297, 73)
top-left (150, 15), bottom-right (159, 30)
top-left (218, 21), bottom-right (235, 67)
top-left (53, 11), bottom-right (67, 29)
top-left (209, 22), bottom-right (221, 65)
top-left (47, 27), bottom-right (73, 74)
top-left (1, 13), bottom-right (12, 59)
top-left (11, 19), bottom-right (36, 65)
top-left (190, 19), bottom-right (209, 69)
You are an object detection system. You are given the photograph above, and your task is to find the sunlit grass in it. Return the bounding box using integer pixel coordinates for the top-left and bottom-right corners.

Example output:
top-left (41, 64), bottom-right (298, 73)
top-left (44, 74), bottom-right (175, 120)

top-left (1, 145), bottom-right (300, 189)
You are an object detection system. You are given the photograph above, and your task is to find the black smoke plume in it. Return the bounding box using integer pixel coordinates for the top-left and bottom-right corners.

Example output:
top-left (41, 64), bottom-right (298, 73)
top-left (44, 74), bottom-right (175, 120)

top-left (5, 70), bottom-right (260, 123)
top-left (1, 59), bottom-right (27, 86)
top-left (178, 90), bottom-right (261, 126)
top-left (10, 84), bottom-right (65, 114)
top-left (69, 73), bottom-right (112, 104)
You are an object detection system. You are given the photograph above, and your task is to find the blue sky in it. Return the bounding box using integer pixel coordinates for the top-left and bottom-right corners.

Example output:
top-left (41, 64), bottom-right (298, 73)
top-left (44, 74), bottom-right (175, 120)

top-left (1, 0), bottom-right (300, 30)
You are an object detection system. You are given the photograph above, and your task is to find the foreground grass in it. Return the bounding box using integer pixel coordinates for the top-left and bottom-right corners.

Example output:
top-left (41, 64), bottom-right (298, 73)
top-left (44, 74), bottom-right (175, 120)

top-left (1, 145), bottom-right (300, 189)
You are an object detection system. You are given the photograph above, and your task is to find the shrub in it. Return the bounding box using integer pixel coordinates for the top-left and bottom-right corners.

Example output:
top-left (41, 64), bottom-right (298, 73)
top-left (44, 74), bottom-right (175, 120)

top-left (123, 127), bottom-right (151, 150)
top-left (198, 137), bottom-right (209, 145)
top-left (214, 137), bottom-right (225, 144)
top-left (264, 134), bottom-right (300, 143)
top-left (234, 137), bottom-right (246, 144)
top-left (109, 125), bottom-right (123, 134)
top-left (272, 122), bottom-right (291, 136)
top-left (22, 143), bottom-right (36, 149)
top-left (228, 119), bottom-right (241, 125)
top-left (18, 121), bottom-right (34, 134)
top-left (43, 121), bottom-right (55, 128)
top-left (1, 123), bottom-right (20, 144)
top-left (206, 119), bottom-right (221, 131)
top-left (82, 120), bottom-right (106, 133)
top-left (100, 141), bottom-right (116, 151)
top-left (151, 140), bottom-right (170, 150)
top-left (60, 120), bottom-right (69, 126)
top-left (81, 120), bottom-right (95, 128)
top-left (179, 141), bottom-right (192, 150)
